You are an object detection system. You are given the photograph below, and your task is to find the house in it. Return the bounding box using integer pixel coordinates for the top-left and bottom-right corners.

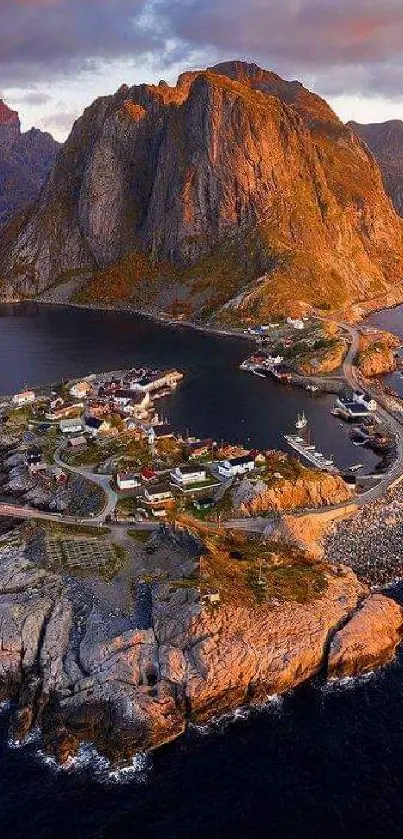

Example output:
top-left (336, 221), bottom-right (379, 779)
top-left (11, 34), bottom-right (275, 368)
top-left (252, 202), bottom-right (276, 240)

top-left (147, 424), bottom-right (174, 444)
top-left (69, 381), bottom-right (92, 400)
top-left (141, 467), bottom-right (157, 482)
top-left (286, 317), bottom-right (304, 330)
top-left (145, 484), bottom-right (174, 503)
top-left (12, 390), bottom-right (35, 406)
top-left (85, 416), bottom-right (110, 436)
top-left (116, 472), bottom-right (140, 491)
top-left (217, 454), bottom-right (256, 479)
top-left (353, 391), bottom-right (377, 412)
top-left (60, 418), bottom-right (85, 434)
top-left (188, 439), bottom-right (213, 459)
top-left (25, 447), bottom-right (43, 468)
top-left (202, 590), bottom-right (221, 606)
top-left (171, 464), bottom-right (207, 487)
top-left (67, 435), bottom-right (87, 450)
top-left (46, 404), bottom-right (84, 421)
top-left (194, 497), bottom-right (215, 511)
top-left (129, 370), bottom-right (183, 394)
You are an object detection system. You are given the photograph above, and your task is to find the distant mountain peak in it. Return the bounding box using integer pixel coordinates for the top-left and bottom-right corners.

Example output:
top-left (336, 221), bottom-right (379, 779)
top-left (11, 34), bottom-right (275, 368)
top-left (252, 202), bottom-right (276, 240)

top-left (0, 99), bottom-right (19, 126)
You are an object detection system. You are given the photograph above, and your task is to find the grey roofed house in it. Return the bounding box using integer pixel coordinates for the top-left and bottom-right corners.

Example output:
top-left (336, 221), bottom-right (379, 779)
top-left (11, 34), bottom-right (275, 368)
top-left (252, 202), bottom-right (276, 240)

top-left (151, 424), bottom-right (174, 438)
top-left (67, 435), bottom-right (87, 449)
top-left (175, 463), bottom-right (205, 476)
top-left (228, 454), bottom-right (255, 467)
top-left (145, 482), bottom-right (173, 498)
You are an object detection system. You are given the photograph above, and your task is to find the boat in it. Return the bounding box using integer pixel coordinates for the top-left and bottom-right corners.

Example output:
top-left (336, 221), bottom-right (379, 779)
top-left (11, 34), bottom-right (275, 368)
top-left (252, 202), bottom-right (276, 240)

top-left (253, 370), bottom-right (266, 378)
top-left (349, 463), bottom-right (364, 473)
top-left (295, 412), bottom-right (308, 430)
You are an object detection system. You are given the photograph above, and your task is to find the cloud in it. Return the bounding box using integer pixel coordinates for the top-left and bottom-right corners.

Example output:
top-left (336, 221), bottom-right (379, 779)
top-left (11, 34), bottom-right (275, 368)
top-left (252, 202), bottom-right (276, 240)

top-left (153, 0), bottom-right (403, 99)
top-left (0, 0), bottom-right (159, 85)
top-left (15, 90), bottom-right (52, 106)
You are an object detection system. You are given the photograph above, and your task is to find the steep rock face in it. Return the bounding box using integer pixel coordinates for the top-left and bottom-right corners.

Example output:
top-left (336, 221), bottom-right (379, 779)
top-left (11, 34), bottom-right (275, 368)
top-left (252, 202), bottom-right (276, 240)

top-left (349, 120), bottom-right (403, 218)
top-left (328, 594), bottom-right (403, 678)
top-left (1, 63), bottom-right (403, 317)
top-left (0, 99), bottom-right (59, 229)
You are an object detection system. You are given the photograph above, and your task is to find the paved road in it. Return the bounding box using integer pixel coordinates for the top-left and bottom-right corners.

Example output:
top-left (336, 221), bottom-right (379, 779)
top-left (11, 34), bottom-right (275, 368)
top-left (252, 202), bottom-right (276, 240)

top-left (53, 447), bottom-right (118, 520)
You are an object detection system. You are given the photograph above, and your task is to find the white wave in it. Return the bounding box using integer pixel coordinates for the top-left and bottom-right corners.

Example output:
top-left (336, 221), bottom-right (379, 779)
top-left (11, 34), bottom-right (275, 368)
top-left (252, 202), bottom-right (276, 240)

top-left (35, 741), bottom-right (151, 784)
top-left (7, 726), bottom-right (41, 750)
top-left (321, 670), bottom-right (378, 694)
top-left (191, 694), bottom-right (284, 736)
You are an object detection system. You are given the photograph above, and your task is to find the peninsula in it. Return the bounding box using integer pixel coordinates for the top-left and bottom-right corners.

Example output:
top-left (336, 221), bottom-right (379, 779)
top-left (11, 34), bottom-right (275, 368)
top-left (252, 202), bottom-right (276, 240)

top-left (0, 349), bottom-right (402, 767)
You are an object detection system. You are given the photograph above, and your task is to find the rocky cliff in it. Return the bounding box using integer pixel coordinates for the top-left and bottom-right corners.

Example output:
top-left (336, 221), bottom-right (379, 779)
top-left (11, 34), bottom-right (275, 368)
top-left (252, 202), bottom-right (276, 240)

top-left (349, 121), bottom-right (403, 218)
top-left (1, 62), bottom-right (403, 320)
top-left (0, 99), bottom-right (59, 229)
top-left (357, 329), bottom-right (401, 377)
top-left (233, 472), bottom-right (354, 516)
top-left (0, 526), bottom-right (401, 767)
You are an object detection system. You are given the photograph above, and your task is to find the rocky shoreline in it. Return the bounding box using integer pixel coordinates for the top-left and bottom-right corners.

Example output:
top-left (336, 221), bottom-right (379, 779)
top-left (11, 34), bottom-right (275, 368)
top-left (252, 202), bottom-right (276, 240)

top-left (0, 523), bottom-right (402, 768)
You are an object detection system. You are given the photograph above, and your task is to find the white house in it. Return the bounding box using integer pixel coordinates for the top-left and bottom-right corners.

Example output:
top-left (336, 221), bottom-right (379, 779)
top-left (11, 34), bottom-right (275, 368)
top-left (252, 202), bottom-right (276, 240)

top-left (60, 417), bottom-right (85, 434)
top-left (145, 484), bottom-right (173, 503)
top-left (116, 472), bottom-right (140, 491)
top-left (217, 455), bottom-right (256, 479)
top-left (69, 381), bottom-right (92, 400)
top-left (286, 317), bottom-right (304, 330)
top-left (12, 390), bottom-right (36, 406)
top-left (171, 464), bottom-right (207, 487)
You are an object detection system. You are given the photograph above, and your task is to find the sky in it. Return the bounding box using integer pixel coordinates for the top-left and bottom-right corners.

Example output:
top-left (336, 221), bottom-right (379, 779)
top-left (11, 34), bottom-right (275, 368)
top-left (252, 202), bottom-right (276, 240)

top-left (2, 0), bottom-right (403, 141)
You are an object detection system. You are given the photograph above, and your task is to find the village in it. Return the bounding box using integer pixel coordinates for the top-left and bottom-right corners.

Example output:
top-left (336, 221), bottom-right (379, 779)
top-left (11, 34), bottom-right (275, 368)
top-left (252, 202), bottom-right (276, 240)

top-left (0, 365), bottom-right (334, 526)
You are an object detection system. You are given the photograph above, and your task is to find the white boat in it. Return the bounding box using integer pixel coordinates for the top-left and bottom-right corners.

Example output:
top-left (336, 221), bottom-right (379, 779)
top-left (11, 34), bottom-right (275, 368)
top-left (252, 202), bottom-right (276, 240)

top-left (349, 463), bottom-right (364, 472)
top-left (295, 412), bottom-right (308, 430)
top-left (253, 370), bottom-right (266, 378)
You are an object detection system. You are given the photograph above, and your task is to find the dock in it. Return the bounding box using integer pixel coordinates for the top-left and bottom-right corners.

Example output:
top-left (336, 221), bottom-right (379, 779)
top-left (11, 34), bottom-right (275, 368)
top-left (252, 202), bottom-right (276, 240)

top-left (284, 434), bottom-right (338, 473)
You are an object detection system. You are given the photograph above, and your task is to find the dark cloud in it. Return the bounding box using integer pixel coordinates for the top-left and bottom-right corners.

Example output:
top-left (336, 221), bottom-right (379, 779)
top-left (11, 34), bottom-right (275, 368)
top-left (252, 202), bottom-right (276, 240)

top-left (0, 0), bottom-right (158, 84)
top-left (154, 0), bottom-right (403, 99)
top-left (1, 0), bottom-right (403, 104)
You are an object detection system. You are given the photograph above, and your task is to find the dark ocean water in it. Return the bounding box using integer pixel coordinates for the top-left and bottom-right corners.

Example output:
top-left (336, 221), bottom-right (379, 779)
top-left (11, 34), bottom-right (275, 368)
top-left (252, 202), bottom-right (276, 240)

top-left (0, 302), bottom-right (402, 839)
top-left (0, 303), bottom-right (378, 472)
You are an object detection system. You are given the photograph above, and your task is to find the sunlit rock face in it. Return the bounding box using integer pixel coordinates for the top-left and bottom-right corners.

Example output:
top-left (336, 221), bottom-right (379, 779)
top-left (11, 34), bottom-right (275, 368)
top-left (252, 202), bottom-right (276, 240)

top-left (2, 62), bottom-right (403, 320)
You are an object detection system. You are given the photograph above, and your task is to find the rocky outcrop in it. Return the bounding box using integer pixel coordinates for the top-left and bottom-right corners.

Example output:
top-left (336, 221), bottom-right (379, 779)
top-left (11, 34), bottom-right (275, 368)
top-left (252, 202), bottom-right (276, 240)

top-left (357, 329), bottom-right (401, 377)
top-left (233, 473), bottom-right (353, 516)
top-left (0, 526), bottom-right (401, 767)
top-left (328, 594), bottom-right (403, 678)
top-left (0, 99), bottom-right (59, 230)
top-left (1, 63), bottom-right (403, 320)
top-left (349, 120), bottom-right (403, 218)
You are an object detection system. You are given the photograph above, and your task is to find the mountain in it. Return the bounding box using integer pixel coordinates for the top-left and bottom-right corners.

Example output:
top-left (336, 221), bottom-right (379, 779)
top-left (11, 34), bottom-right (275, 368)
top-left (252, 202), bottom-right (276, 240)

top-left (1, 61), bottom-right (403, 322)
top-left (0, 100), bottom-right (59, 229)
top-left (349, 120), bottom-right (403, 218)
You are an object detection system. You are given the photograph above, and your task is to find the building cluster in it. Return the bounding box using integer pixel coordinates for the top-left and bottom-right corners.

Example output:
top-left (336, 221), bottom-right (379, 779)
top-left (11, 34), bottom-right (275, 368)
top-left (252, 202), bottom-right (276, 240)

top-left (114, 442), bottom-right (267, 519)
top-left (333, 389), bottom-right (377, 421)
